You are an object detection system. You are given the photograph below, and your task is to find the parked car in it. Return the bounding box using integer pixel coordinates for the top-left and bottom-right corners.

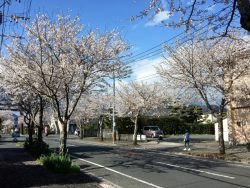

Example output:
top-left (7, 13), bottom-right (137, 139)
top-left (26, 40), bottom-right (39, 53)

top-left (143, 126), bottom-right (163, 138)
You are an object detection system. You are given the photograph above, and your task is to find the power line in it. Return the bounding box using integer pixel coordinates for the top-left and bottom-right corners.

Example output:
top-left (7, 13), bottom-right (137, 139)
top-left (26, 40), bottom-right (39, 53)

top-left (125, 34), bottom-right (205, 83)
top-left (126, 26), bottom-right (227, 83)
top-left (128, 19), bottom-right (227, 75)
top-left (125, 25), bottom-right (211, 64)
top-left (123, 7), bottom-right (230, 65)
top-left (0, 0), bottom-right (7, 53)
top-left (130, 73), bottom-right (160, 82)
top-left (0, 0), bottom-right (32, 55)
top-left (125, 31), bottom-right (184, 62)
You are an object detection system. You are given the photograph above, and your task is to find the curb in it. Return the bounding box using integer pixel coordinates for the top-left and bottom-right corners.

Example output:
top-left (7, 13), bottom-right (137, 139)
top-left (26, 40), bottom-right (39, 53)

top-left (171, 151), bottom-right (250, 167)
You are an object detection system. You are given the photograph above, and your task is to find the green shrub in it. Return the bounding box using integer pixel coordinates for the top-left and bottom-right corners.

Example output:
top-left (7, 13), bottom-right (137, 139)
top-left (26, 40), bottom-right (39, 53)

top-left (138, 116), bottom-right (215, 135)
top-left (116, 117), bottom-right (134, 134)
top-left (24, 138), bottom-right (50, 157)
top-left (115, 116), bottom-right (215, 135)
top-left (38, 153), bottom-right (80, 173)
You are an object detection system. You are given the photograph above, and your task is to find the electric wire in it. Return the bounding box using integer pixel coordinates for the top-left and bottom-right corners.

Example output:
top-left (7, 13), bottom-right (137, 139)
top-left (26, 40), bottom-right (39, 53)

top-left (126, 8), bottom-right (234, 83)
top-left (123, 7), bottom-right (231, 65)
top-left (127, 24), bottom-right (222, 83)
top-left (0, 0), bottom-right (6, 55)
top-left (0, 0), bottom-right (32, 55)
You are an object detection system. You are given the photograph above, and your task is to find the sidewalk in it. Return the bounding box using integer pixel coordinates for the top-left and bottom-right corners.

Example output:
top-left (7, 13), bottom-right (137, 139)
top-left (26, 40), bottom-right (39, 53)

top-left (0, 134), bottom-right (104, 188)
top-left (67, 135), bottom-right (250, 165)
top-left (164, 135), bottom-right (250, 164)
top-left (188, 142), bottom-right (250, 164)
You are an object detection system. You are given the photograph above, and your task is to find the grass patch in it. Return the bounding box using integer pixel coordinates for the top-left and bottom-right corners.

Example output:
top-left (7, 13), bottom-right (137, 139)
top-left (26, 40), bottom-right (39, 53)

top-left (38, 153), bottom-right (80, 173)
top-left (16, 142), bottom-right (24, 147)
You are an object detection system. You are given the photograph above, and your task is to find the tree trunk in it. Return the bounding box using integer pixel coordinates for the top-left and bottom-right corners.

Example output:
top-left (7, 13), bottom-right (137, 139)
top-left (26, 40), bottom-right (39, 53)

top-left (59, 119), bottom-right (68, 155)
top-left (132, 116), bottom-right (138, 145)
top-left (37, 96), bottom-right (44, 146)
top-left (80, 124), bottom-right (84, 139)
top-left (28, 121), bottom-right (34, 144)
top-left (228, 100), bottom-right (237, 146)
top-left (218, 98), bottom-right (226, 155)
top-left (237, 0), bottom-right (250, 32)
top-left (20, 123), bottom-right (24, 135)
top-left (24, 115), bottom-right (33, 144)
top-left (218, 115), bottom-right (226, 154)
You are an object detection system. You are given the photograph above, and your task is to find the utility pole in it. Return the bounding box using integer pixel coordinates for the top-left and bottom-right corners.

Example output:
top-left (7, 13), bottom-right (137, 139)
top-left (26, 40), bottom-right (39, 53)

top-left (0, 0), bottom-right (31, 54)
top-left (112, 65), bottom-right (116, 144)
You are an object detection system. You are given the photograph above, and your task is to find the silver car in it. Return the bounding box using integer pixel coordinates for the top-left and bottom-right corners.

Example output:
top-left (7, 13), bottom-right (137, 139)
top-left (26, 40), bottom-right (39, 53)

top-left (143, 126), bottom-right (163, 138)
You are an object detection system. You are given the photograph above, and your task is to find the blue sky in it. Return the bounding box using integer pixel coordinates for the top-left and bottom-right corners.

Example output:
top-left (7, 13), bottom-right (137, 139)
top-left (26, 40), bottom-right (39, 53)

top-left (28, 0), bottom-right (179, 51)
top-left (8, 0), bottom-right (183, 82)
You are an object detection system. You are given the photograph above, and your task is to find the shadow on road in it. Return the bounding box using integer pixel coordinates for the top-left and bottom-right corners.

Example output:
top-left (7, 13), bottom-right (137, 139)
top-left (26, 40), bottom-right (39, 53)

top-left (0, 137), bottom-right (100, 188)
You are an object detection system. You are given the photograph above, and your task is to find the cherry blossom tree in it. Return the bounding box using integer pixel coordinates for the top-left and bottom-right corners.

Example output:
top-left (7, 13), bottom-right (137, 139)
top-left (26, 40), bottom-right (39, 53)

top-left (1, 14), bottom-right (130, 155)
top-left (0, 72), bottom-right (47, 145)
top-left (16, 94), bottom-right (39, 144)
top-left (156, 34), bottom-right (250, 154)
top-left (71, 91), bottom-right (111, 140)
top-left (71, 94), bottom-right (94, 139)
top-left (116, 82), bottom-right (171, 145)
top-left (132, 0), bottom-right (250, 35)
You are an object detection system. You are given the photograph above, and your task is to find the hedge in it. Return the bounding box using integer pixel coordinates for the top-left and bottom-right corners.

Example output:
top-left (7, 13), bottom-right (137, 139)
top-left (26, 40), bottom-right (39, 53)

top-left (116, 116), bottom-right (214, 135)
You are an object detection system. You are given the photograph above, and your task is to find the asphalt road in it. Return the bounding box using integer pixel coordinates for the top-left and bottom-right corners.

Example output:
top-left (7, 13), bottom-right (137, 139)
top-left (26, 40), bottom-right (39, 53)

top-left (45, 136), bottom-right (250, 188)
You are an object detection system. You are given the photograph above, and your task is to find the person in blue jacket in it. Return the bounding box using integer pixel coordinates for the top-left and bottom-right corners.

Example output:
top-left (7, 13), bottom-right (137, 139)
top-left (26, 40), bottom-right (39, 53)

top-left (184, 130), bottom-right (191, 151)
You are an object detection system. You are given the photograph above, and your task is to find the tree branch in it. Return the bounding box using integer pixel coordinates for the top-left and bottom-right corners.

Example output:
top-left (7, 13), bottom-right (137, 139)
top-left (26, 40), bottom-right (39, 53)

top-left (223, 0), bottom-right (237, 36)
top-left (186, 0), bottom-right (197, 31)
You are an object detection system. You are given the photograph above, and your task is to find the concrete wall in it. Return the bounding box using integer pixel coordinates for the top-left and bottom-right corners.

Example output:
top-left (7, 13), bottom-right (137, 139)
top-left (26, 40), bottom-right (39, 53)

top-left (227, 73), bottom-right (250, 144)
top-left (214, 119), bottom-right (229, 142)
top-left (101, 129), bottom-right (147, 141)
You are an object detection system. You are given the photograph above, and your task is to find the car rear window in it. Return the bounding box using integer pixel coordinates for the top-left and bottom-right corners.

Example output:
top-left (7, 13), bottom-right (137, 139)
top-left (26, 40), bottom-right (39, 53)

top-left (143, 126), bottom-right (159, 130)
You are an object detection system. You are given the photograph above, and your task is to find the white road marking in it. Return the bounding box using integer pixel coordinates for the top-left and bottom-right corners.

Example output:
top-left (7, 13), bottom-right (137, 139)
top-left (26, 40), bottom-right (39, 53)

top-left (156, 161), bottom-right (235, 179)
top-left (68, 144), bottom-right (76, 147)
top-left (71, 155), bottom-right (164, 188)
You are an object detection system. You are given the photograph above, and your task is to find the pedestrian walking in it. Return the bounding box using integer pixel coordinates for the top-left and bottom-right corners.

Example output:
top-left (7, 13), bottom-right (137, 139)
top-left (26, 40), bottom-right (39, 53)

top-left (157, 134), bottom-right (163, 144)
top-left (183, 130), bottom-right (191, 151)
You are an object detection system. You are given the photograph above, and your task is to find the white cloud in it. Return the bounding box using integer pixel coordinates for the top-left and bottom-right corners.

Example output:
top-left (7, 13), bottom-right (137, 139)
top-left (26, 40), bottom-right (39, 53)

top-left (146, 11), bottom-right (170, 26)
top-left (131, 57), bottom-right (163, 83)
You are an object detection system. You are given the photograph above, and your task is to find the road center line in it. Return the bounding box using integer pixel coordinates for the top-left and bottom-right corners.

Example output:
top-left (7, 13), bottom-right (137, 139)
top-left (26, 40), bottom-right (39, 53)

top-left (156, 162), bottom-right (235, 179)
top-left (71, 155), bottom-right (164, 188)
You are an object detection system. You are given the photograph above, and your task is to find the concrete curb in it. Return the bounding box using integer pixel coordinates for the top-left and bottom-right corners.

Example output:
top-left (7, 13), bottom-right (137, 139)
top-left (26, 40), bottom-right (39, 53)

top-left (170, 150), bottom-right (250, 167)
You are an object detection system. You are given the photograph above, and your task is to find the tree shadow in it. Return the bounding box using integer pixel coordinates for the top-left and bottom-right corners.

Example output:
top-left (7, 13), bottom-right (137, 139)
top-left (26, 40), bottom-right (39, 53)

top-left (68, 143), bottom-right (250, 187)
top-left (0, 146), bottom-right (101, 188)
